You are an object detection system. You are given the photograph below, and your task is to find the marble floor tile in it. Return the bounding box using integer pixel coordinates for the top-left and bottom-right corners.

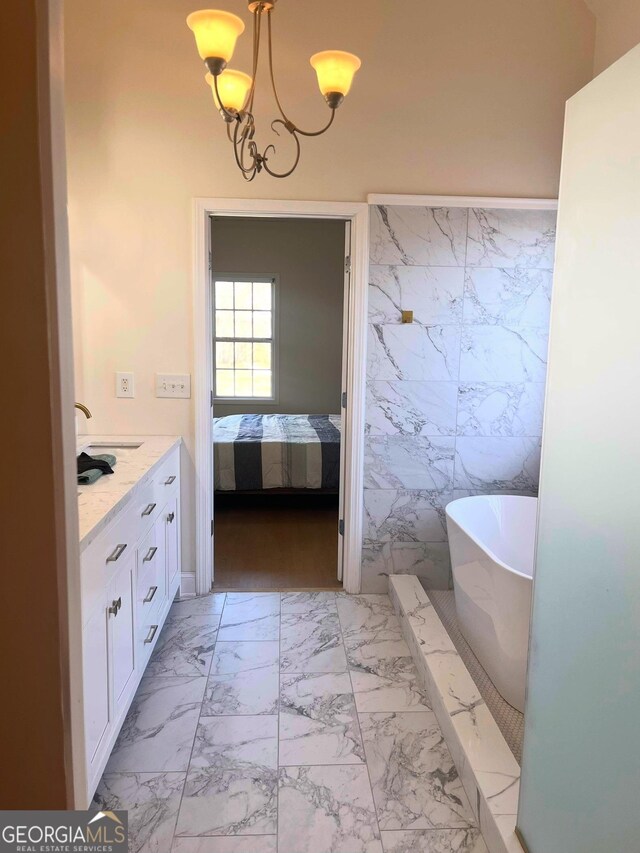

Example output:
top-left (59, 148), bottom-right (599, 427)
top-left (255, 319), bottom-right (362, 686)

top-left (172, 838), bottom-right (277, 853)
top-left (278, 765), bottom-right (383, 853)
top-left (346, 634), bottom-right (429, 713)
top-left (146, 617), bottom-right (219, 678)
top-left (359, 712), bottom-right (475, 831)
top-left (176, 715), bottom-right (278, 837)
top-left (202, 641), bottom-right (280, 716)
top-left (280, 591), bottom-right (338, 613)
top-left (337, 594), bottom-right (401, 640)
top-left (380, 829), bottom-right (487, 852)
top-left (106, 676), bottom-right (206, 772)
top-left (170, 594), bottom-right (227, 619)
top-left (94, 771), bottom-right (185, 853)
top-left (217, 593), bottom-right (280, 641)
top-left (279, 672), bottom-right (365, 765)
top-left (280, 608), bottom-right (348, 673)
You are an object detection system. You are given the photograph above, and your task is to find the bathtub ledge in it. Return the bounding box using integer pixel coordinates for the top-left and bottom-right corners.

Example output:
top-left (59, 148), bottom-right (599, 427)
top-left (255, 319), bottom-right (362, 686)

top-left (389, 574), bottom-right (524, 853)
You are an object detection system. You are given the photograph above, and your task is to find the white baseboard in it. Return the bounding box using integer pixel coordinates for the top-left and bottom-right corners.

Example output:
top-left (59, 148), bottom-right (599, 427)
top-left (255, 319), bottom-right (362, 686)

top-left (179, 572), bottom-right (197, 598)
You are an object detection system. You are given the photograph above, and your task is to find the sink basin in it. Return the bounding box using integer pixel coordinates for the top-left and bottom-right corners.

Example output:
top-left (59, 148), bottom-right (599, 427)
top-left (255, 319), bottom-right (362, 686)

top-left (78, 442), bottom-right (142, 463)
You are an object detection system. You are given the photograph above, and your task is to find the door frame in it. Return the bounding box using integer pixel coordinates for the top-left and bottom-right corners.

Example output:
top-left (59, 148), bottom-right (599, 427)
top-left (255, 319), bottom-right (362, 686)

top-left (193, 198), bottom-right (369, 594)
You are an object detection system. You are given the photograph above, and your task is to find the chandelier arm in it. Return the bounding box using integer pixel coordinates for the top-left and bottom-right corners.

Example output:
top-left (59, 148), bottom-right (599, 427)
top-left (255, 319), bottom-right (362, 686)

top-left (232, 115), bottom-right (259, 179)
top-left (213, 74), bottom-right (240, 122)
top-left (260, 120), bottom-right (302, 178)
top-left (246, 8), bottom-right (262, 114)
top-left (266, 10), bottom-right (337, 138)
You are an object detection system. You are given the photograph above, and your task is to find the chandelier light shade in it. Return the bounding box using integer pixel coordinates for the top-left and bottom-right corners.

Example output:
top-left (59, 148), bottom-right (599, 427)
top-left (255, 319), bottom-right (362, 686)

top-left (186, 1), bottom-right (362, 180)
top-left (310, 50), bottom-right (362, 103)
top-left (186, 9), bottom-right (245, 64)
top-left (206, 69), bottom-right (253, 114)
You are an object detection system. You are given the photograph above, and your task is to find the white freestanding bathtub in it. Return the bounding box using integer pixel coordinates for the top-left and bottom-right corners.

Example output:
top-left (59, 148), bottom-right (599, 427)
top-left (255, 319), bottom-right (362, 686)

top-left (446, 495), bottom-right (537, 712)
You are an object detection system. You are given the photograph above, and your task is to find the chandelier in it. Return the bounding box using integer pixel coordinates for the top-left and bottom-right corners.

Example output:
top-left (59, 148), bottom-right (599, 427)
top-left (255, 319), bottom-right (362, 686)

top-left (186, 2), bottom-right (362, 180)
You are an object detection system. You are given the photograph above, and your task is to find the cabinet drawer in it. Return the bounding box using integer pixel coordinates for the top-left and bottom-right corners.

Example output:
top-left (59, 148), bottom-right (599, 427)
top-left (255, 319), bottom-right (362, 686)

top-left (81, 507), bottom-right (139, 625)
top-left (152, 447), bottom-right (180, 503)
top-left (137, 517), bottom-right (167, 614)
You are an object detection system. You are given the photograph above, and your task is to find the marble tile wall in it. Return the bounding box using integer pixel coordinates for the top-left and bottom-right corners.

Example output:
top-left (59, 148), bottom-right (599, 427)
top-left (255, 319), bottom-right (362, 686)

top-left (362, 205), bottom-right (556, 592)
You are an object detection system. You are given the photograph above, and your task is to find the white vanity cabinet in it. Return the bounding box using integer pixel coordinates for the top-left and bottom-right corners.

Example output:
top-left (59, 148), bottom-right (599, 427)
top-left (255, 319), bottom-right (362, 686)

top-left (79, 441), bottom-right (182, 805)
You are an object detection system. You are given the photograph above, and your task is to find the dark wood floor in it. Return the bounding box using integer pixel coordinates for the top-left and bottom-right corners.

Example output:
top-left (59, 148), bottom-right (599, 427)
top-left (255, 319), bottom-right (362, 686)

top-left (213, 493), bottom-right (342, 591)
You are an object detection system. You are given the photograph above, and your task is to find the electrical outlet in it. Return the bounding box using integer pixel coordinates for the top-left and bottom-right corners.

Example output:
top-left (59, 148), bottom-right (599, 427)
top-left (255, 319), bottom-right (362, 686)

top-left (116, 372), bottom-right (135, 398)
top-left (155, 373), bottom-right (191, 399)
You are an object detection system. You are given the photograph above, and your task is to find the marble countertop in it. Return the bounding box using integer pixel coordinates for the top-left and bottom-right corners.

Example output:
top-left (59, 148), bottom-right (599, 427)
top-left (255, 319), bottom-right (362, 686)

top-left (77, 434), bottom-right (181, 551)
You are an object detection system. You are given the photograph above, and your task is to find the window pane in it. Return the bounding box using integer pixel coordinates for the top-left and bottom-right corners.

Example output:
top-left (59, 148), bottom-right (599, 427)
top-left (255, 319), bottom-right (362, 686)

top-left (216, 369), bottom-right (235, 397)
top-left (234, 310), bottom-right (252, 338)
top-left (253, 311), bottom-right (272, 338)
top-left (215, 280), bottom-right (234, 309)
top-left (216, 341), bottom-right (234, 368)
top-left (215, 310), bottom-right (234, 338)
top-left (234, 281), bottom-right (252, 310)
top-left (253, 370), bottom-right (272, 397)
top-left (253, 342), bottom-right (271, 370)
top-left (235, 370), bottom-right (253, 397)
top-left (234, 341), bottom-right (252, 370)
top-left (253, 281), bottom-right (272, 311)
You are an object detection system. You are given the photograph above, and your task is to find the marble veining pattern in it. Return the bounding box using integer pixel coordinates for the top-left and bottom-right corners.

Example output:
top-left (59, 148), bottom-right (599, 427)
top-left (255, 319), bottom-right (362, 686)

top-left (389, 575), bottom-right (523, 853)
top-left (370, 206), bottom-right (468, 267)
top-left (363, 204), bottom-right (555, 593)
top-left (369, 265), bottom-right (464, 325)
top-left (94, 591), bottom-right (486, 852)
top-left (368, 325), bottom-right (462, 382)
top-left (367, 381), bottom-right (458, 437)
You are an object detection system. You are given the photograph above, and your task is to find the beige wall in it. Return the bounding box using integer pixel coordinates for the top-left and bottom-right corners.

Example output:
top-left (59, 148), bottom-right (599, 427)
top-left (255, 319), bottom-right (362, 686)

top-left (64, 0), bottom-right (596, 573)
top-left (587, 0), bottom-right (640, 73)
top-left (212, 217), bottom-right (345, 417)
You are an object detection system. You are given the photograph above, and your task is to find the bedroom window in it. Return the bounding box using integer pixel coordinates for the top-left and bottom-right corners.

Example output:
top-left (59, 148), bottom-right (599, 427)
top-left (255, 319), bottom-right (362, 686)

top-left (213, 276), bottom-right (276, 400)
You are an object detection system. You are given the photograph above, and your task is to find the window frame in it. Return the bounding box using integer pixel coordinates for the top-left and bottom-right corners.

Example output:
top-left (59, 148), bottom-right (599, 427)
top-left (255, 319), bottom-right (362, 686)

top-left (212, 272), bottom-right (279, 404)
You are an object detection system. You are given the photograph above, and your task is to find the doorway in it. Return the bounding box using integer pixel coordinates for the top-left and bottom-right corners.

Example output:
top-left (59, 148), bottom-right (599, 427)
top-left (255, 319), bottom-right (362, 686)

top-left (193, 199), bottom-right (369, 595)
top-left (211, 216), bottom-right (346, 590)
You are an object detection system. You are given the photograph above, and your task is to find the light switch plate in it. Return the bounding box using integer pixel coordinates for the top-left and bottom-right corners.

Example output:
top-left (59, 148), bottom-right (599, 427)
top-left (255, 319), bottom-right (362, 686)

top-left (156, 373), bottom-right (191, 398)
top-left (116, 372), bottom-right (135, 398)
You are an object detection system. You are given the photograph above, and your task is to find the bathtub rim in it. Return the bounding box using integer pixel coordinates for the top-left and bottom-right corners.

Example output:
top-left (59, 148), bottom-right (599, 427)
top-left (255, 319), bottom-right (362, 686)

top-left (445, 494), bottom-right (537, 581)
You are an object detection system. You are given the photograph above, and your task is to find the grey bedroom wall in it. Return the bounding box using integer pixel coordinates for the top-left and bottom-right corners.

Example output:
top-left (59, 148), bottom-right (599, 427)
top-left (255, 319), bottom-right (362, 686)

top-left (361, 204), bottom-right (557, 593)
top-left (211, 217), bottom-right (345, 417)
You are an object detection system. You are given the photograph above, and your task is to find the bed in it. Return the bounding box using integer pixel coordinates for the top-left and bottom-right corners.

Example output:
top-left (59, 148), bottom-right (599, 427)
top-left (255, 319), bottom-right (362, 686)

top-left (213, 413), bottom-right (341, 492)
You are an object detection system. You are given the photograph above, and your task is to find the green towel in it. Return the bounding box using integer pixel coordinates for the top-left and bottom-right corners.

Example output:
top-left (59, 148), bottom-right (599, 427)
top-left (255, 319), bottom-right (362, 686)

top-left (78, 454), bottom-right (117, 485)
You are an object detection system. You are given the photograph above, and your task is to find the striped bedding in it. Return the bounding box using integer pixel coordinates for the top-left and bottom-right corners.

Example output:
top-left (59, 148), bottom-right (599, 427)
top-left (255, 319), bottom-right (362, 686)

top-left (214, 413), bottom-right (341, 491)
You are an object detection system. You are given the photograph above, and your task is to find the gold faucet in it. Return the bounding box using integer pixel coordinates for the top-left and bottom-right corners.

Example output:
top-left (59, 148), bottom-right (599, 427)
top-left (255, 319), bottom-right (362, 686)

top-left (75, 402), bottom-right (92, 419)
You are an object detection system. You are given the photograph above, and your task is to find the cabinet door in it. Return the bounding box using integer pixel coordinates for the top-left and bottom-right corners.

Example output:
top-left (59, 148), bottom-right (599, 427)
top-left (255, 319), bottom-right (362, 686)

top-left (83, 602), bottom-right (110, 764)
top-left (166, 494), bottom-right (180, 589)
top-left (108, 553), bottom-right (136, 711)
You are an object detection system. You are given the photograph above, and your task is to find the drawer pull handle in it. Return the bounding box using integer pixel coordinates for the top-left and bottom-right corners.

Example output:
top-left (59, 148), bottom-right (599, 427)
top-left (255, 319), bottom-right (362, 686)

top-left (143, 546), bottom-right (158, 563)
top-left (108, 596), bottom-right (122, 616)
top-left (106, 544), bottom-right (127, 563)
top-left (164, 475), bottom-right (176, 485)
top-left (144, 624), bottom-right (158, 644)
top-left (142, 503), bottom-right (157, 517)
top-left (143, 585), bottom-right (158, 603)
top-left (167, 512), bottom-right (175, 524)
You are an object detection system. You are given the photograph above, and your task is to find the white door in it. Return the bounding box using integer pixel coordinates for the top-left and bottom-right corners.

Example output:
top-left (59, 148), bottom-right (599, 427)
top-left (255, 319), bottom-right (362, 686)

top-left (337, 221), bottom-right (352, 582)
top-left (518, 45), bottom-right (640, 853)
